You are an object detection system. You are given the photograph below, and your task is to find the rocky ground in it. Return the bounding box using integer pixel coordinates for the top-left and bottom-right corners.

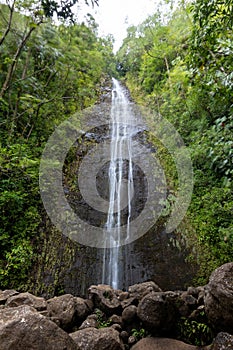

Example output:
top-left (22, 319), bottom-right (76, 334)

top-left (0, 263), bottom-right (232, 350)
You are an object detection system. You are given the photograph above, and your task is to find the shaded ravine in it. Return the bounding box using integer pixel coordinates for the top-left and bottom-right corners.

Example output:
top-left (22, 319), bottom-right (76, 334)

top-left (30, 79), bottom-right (198, 297)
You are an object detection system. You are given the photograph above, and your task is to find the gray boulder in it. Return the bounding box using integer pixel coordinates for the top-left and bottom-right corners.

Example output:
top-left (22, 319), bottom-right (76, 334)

top-left (47, 294), bottom-right (77, 329)
top-left (79, 314), bottom-right (98, 329)
top-left (88, 285), bottom-right (122, 315)
top-left (76, 297), bottom-right (93, 320)
top-left (128, 281), bottom-right (162, 301)
top-left (137, 292), bottom-right (176, 333)
top-left (131, 337), bottom-right (200, 350)
top-left (110, 314), bottom-right (123, 326)
top-left (47, 294), bottom-right (91, 330)
top-left (6, 292), bottom-right (47, 311)
top-left (0, 305), bottom-right (77, 350)
top-left (0, 290), bottom-right (18, 304)
top-left (122, 305), bottom-right (137, 323)
top-left (70, 326), bottom-right (124, 350)
top-left (210, 332), bottom-right (233, 349)
top-left (204, 262), bottom-right (233, 332)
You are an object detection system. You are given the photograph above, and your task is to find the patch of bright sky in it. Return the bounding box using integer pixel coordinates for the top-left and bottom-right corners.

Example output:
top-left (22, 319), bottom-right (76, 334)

top-left (79, 0), bottom-right (176, 52)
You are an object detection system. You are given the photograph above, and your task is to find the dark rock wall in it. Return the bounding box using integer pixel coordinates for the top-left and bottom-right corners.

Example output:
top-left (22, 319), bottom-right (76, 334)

top-left (30, 222), bottom-right (197, 298)
top-left (29, 83), bottom-right (198, 298)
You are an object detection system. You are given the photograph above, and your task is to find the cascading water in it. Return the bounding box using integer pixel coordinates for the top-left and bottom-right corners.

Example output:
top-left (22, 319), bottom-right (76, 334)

top-left (102, 78), bottom-right (134, 289)
top-left (39, 76), bottom-right (197, 297)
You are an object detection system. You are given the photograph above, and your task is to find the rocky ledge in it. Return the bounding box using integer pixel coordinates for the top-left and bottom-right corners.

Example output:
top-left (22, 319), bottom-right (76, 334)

top-left (0, 263), bottom-right (233, 350)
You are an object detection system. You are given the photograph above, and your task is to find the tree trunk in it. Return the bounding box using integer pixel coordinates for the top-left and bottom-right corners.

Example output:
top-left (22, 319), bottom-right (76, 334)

top-left (0, 0), bottom-right (16, 46)
top-left (0, 23), bottom-right (42, 98)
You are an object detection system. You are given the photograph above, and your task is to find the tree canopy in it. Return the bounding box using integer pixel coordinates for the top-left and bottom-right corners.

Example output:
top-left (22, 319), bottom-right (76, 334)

top-left (0, 0), bottom-right (232, 290)
top-left (0, 0), bottom-right (115, 288)
top-left (116, 0), bottom-right (233, 283)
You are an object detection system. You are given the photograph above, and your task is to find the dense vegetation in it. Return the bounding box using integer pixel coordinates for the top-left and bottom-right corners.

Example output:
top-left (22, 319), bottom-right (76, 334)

top-left (0, 0), bottom-right (115, 289)
top-left (116, 0), bottom-right (233, 283)
top-left (0, 0), bottom-right (232, 290)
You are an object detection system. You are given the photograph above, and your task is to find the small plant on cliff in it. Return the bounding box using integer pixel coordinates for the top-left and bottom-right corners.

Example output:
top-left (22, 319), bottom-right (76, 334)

top-left (177, 317), bottom-right (214, 346)
top-left (131, 328), bottom-right (148, 341)
top-left (95, 308), bottom-right (111, 328)
top-left (103, 290), bottom-right (111, 299)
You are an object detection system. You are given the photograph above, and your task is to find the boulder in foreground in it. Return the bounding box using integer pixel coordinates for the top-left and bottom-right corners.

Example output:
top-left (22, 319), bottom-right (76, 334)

top-left (70, 326), bottom-right (124, 350)
top-left (204, 262), bottom-right (233, 333)
top-left (131, 337), bottom-right (200, 350)
top-left (210, 332), bottom-right (233, 350)
top-left (0, 305), bottom-right (77, 350)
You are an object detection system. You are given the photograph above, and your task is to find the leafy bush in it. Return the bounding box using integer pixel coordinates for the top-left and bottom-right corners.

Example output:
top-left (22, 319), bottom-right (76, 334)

top-left (116, 0), bottom-right (233, 285)
top-left (177, 317), bottom-right (214, 346)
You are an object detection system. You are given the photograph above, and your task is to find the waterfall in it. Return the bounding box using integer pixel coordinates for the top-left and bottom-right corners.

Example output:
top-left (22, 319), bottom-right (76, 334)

top-left (102, 78), bottom-right (134, 289)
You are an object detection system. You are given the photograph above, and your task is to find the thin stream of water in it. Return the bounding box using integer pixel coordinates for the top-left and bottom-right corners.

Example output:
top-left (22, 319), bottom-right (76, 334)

top-left (102, 78), bottom-right (134, 289)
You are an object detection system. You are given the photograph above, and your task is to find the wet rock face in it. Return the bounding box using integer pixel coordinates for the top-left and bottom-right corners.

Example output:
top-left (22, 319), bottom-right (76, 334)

top-left (204, 262), bottom-right (233, 333)
top-left (30, 79), bottom-right (198, 298)
top-left (32, 110), bottom-right (198, 298)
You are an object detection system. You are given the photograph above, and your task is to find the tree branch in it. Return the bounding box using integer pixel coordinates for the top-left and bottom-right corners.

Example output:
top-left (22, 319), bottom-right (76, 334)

top-left (0, 0), bottom-right (16, 46)
top-left (0, 21), bottom-right (43, 98)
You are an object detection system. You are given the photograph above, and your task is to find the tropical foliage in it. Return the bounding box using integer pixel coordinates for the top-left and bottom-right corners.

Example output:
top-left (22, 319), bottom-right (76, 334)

top-left (0, 0), bottom-right (232, 289)
top-left (0, 0), bottom-right (115, 288)
top-left (116, 0), bottom-right (233, 284)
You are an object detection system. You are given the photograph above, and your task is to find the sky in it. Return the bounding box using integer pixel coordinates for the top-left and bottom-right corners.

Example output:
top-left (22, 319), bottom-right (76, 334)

top-left (79, 0), bottom-right (160, 52)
